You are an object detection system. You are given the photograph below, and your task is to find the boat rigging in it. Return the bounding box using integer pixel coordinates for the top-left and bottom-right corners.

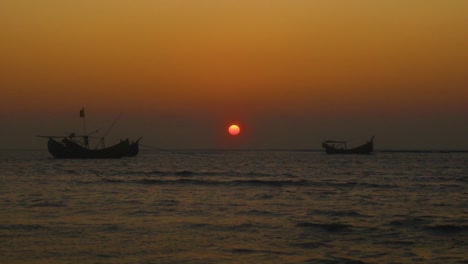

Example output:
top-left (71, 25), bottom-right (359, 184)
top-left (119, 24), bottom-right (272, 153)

top-left (38, 108), bottom-right (141, 159)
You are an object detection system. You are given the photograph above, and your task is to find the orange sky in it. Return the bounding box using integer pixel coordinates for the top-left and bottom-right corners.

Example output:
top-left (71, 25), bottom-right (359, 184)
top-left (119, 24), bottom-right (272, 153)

top-left (1, 0), bottom-right (467, 149)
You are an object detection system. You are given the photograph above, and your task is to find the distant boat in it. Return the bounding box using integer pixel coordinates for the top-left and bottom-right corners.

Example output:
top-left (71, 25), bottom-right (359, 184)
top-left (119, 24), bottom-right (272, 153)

top-left (44, 136), bottom-right (138, 159)
top-left (39, 108), bottom-right (141, 159)
top-left (322, 136), bottom-right (374, 154)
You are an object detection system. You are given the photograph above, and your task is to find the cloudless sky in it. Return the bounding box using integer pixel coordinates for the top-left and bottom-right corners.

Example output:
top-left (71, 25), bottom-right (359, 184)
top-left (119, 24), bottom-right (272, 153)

top-left (1, 0), bottom-right (467, 150)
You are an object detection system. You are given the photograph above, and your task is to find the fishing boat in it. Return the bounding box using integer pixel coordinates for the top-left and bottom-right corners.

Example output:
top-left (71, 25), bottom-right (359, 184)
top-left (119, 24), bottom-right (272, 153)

top-left (39, 108), bottom-right (141, 159)
top-left (322, 136), bottom-right (374, 154)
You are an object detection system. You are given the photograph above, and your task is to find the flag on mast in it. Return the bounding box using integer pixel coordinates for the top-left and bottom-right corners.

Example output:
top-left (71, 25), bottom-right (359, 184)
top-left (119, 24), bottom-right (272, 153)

top-left (80, 108), bottom-right (85, 118)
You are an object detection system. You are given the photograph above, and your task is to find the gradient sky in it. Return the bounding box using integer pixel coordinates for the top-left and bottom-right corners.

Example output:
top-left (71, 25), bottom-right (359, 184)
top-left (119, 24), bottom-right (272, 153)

top-left (1, 0), bottom-right (467, 150)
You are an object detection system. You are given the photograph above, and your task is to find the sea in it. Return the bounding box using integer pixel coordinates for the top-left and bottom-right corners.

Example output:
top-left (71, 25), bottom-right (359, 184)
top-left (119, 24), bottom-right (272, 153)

top-left (0, 149), bottom-right (466, 264)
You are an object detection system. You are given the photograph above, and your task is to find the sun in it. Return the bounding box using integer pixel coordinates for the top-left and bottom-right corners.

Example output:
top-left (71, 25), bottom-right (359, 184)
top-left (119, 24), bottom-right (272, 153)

top-left (228, 124), bottom-right (240, 136)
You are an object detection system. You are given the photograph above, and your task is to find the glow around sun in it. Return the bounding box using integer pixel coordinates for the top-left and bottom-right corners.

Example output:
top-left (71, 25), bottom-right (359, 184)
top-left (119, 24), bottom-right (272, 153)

top-left (228, 124), bottom-right (240, 136)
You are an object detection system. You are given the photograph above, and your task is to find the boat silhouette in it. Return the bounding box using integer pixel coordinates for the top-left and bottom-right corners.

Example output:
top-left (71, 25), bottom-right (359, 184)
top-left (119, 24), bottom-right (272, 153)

top-left (39, 108), bottom-right (141, 159)
top-left (322, 136), bottom-right (374, 154)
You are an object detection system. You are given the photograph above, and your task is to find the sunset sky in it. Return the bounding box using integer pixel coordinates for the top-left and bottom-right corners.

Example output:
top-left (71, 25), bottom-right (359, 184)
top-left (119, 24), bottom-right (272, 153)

top-left (1, 0), bottom-right (467, 150)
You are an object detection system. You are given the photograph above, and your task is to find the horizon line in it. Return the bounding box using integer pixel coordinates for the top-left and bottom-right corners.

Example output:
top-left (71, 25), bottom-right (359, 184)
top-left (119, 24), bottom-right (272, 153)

top-left (2, 148), bottom-right (468, 153)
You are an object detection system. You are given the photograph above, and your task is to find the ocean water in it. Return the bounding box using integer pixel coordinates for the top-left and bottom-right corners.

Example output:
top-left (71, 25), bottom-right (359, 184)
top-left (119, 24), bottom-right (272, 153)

top-left (0, 150), bottom-right (466, 264)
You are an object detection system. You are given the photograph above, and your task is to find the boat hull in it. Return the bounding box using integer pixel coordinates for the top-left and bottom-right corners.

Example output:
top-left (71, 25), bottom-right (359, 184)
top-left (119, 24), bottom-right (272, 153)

top-left (322, 137), bottom-right (374, 154)
top-left (48, 138), bottom-right (135, 159)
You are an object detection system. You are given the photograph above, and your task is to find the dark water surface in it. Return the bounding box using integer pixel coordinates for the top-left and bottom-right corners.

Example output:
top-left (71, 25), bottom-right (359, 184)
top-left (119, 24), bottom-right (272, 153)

top-left (1, 150), bottom-right (467, 263)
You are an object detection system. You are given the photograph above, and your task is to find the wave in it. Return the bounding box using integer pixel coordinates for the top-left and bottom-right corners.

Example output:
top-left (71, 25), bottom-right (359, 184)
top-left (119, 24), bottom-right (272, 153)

top-left (229, 248), bottom-right (291, 256)
top-left (246, 171), bottom-right (271, 177)
top-left (98, 177), bottom-right (399, 190)
top-left (255, 194), bottom-right (274, 199)
top-left (374, 239), bottom-right (416, 246)
top-left (389, 217), bottom-right (466, 236)
top-left (236, 209), bottom-right (280, 216)
top-left (232, 179), bottom-right (309, 187)
top-left (225, 223), bottom-right (261, 232)
top-left (292, 241), bottom-right (328, 249)
top-left (388, 217), bottom-right (430, 228)
top-left (62, 169), bottom-right (79, 175)
top-left (84, 167), bottom-right (307, 178)
top-left (185, 223), bottom-right (214, 229)
top-left (98, 169), bottom-right (265, 177)
top-left (97, 224), bottom-right (126, 233)
top-left (296, 222), bottom-right (352, 232)
top-left (308, 209), bottom-right (368, 218)
top-left (136, 179), bottom-right (221, 186)
top-left (101, 178), bottom-right (125, 183)
top-left (305, 258), bottom-right (367, 264)
top-left (127, 210), bottom-right (159, 217)
top-left (157, 199), bottom-right (180, 206)
top-left (133, 178), bottom-right (310, 187)
top-left (344, 181), bottom-right (398, 189)
top-left (27, 199), bottom-right (66, 208)
top-left (178, 222), bottom-right (275, 234)
top-left (0, 224), bottom-right (46, 231)
top-left (423, 224), bottom-right (466, 235)
top-left (173, 170), bottom-right (197, 176)
top-left (455, 176), bottom-right (467, 182)
top-left (28, 202), bottom-right (66, 208)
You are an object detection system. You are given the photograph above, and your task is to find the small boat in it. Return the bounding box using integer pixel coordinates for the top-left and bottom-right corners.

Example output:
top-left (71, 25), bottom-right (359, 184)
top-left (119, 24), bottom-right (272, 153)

top-left (39, 108), bottom-right (141, 159)
top-left (322, 136), bottom-right (374, 154)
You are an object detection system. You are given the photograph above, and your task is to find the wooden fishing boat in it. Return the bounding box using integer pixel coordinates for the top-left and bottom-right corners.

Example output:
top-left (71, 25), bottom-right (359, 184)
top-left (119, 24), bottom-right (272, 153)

top-left (322, 136), bottom-right (374, 154)
top-left (39, 108), bottom-right (141, 159)
top-left (45, 136), bottom-right (133, 159)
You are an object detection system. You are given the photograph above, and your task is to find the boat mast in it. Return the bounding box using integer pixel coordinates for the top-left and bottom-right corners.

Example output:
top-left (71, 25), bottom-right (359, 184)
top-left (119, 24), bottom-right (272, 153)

top-left (80, 107), bottom-right (89, 149)
top-left (94, 113), bottom-right (122, 149)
